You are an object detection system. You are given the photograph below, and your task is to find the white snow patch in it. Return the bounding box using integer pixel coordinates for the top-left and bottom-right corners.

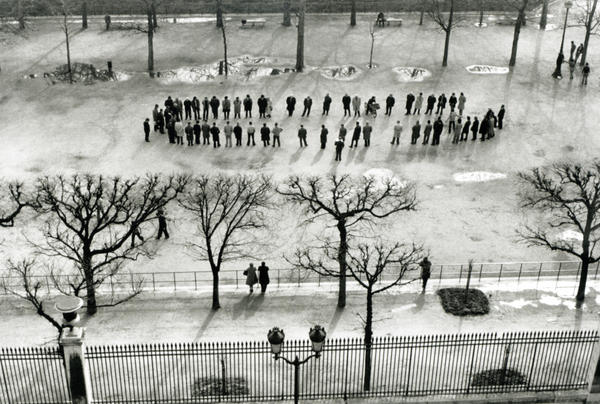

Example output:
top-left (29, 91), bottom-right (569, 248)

top-left (391, 303), bottom-right (417, 312)
top-left (499, 299), bottom-right (538, 309)
top-left (363, 168), bottom-right (406, 189)
top-left (393, 67), bottom-right (431, 82)
top-left (452, 172), bottom-right (507, 182)
top-left (474, 22), bottom-right (488, 28)
top-left (433, 185), bottom-right (445, 189)
top-left (539, 295), bottom-right (562, 306)
top-left (557, 230), bottom-right (583, 242)
top-left (466, 65), bottom-right (510, 75)
top-left (319, 65), bottom-right (362, 81)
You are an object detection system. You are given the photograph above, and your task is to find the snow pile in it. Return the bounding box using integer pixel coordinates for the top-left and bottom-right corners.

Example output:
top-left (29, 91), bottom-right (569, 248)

top-left (499, 299), bottom-right (537, 309)
top-left (319, 65), bottom-right (362, 81)
top-left (393, 67), bottom-right (431, 82)
top-left (45, 63), bottom-right (119, 84)
top-left (363, 168), bottom-right (406, 189)
top-left (158, 55), bottom-right (296, 83)
top-left (557, 229), bottom-right (583, 242)
top-left (452, 172), bottom-right (507, 182)
top-left (465, 65), bottom-right (509, 75)
top-left (539, 295), bottom-right (561, 306)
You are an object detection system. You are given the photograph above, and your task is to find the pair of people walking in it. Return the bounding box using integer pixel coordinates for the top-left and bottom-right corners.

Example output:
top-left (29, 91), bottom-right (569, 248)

top-left (244, 262), bottom-right (270, 294)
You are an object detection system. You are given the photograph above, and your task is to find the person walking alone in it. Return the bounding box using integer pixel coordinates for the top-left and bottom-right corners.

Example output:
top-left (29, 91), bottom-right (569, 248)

top-left (582, 63), bottom-right (591, 85)
top-left (352, 95), bottom-right (361, 117)
top-left (302, 96), bottom-right (313, 117)
top-left (258, 262), bottom-right (270, 294)
top-left (156, 208), bottom-right (169, 240)
top-left (342, 94), bottom-right (351, 116)
top-left (419, 257), bottom-right (432, 293)
top-left (497, 106), bottom-right (506, 129)
top-left (143, 118), bottom-right (151, 142)
top-left (385, 94), bottom-right (395, 116)
top-left (244, 263), bottom-right (258, 294)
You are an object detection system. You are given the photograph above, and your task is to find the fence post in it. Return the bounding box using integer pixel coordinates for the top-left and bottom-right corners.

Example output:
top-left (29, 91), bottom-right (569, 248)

top-left (458, 265), bottom-right (462, 283)
top-left (537, 262), bottom-right (543, 283)
top-left (236, 271), bottom-right (239, 289)
top-left (318, 273), bottom-right (321, 287)
top-left (194, 272), bottom-right (197, 291)
top-left (173, 273), bottom-right (177, 291)
top-left (152, 273), bottom-right (156, 292)
top-left (518, 263), bottom-right (523, 283)
top-left (439, 265), bottom-right (443, 284)
top-left (478, 263), bottom-right (483, 282)
top-left (110, 275), bottom-right (114, 295)
top-left (557, 262), bottom-right (562, 282)
top-left (297, 271), bottom-right (300, 287)
top-left (59, 328), bottom-right (93, 404)
top-left (278, 268), bottom-right (280, 288)
top-left (498, 264), bottom-right (503, 282)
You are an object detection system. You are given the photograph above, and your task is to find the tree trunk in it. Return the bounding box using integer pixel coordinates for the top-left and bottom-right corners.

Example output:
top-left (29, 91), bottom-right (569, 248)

top-left (363, 287), bottom-right (373, 391)
top-left (82, 0), bottom-right (88, 29)
top-left (16, 0), bottom-right (25, 29)
top-left (576, 238), bottom-right (591, 303)
top-left (216, 0), bottom-right (223, 28)
top-left (350, 0), bottom-right (356, 26)
top-left (509, 9), bottom-right (523, 67)
top-left (442, 0), bottom-right (454, 67)
top-left (581, 0), bottom-right (598, 66)
top-left (83, 254), bottom-right (97, 315)
top-left (64, 14), bottom-right (73, 84)
top-left (212, 268), bottom-right (221, 310)
top-left (151, 0), bottom-right (158, 31)
top-left (369, 30), bottom-right (375, 68)
top-left (296, 0), bottom-right (305, 72)
top-left (147, 8), bottom-right (154, 77)
top-left (221, 23), bottom-right (228, 77)
top-left (336, 221), bottom-right (347, 308)
top-left (539, 0), bottom-right (548, 30)
top-left (419, 4), bottom-right (425, 25)
top-left (283, 0), bottom-right (291, 26)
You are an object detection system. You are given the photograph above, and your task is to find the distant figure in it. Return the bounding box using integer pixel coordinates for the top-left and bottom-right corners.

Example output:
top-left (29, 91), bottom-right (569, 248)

top-left (338, 124), bottom-right (347, 142)
top-left (376, 12), bottom-right (385, 27)
top-left (298, 124), bottom-right (308, 147)
top-left (411, 120), bottom-right (421, 144)
top-left (104, 15), bottom-right (111, 30)
top-left (244, 95), bottom-right (253, 118)
top-left (570, 40), bottom-right (576, 60)
top-left (258, 262), bottom-right (270, 294)
top-left (193, 120), bottom-right (201, 144)
top-left (460, 116), bottom-right (471, 141)
top-left (425, 94), bottom-right (436, 115)
top-left (244, 263), bottom-right (258, 294)
top-left (185, 121), bottom-right (194, 146)
top-left (575, 43), bottom-right (584, 64)
top-left (247, 122), bottom-right (256, 146)
top-left (302, 96), bottom-right (313, 117)
top-left (405, 93), bottom-right (415, 115)
top-left (470, 116), bottom-right (479, 141)
top-left (184, 98), bottom-right (192, 120)
top-left (130, 225), bottom-right (144, 248)
top-left (334, 137), bottom-right (344, 161)
top-left (432, 117), bottom-right (443, 145)
top-left (350, 122), bottom-right (361, 148)
top-left (352, 95), bottom-right (361, 117)
top-left (413, 93), bottom-right (423, 115)
top-left (234, 122), bottom-right (243, 146)
top-left (156, 208), bottom-right (169, 240)
top-left (143, 118), bottom-right (150, 142)
top-left (272, 123), bottom-right (282, 147)
top-left (202, 97), bottom-right (210, 120)
top-left (286, 95), bottom-right (296, 116)
top-left (342, 94), bottom-right (352, 116)
top-left (419, 257), bottom-right (432, 293)
top-left (569, 57), bottom-right (576, 80)
top-left (320, 125), bottom-right (329, 149)
top-left (233, 96), bottom-right (242, 119)
top-left (497, 106), bottom-right (506, 129)
top-left (448, 92), bottom-right (457, 111)
top-left (224, 121), bottom-right (233, 147)
top-left (222, 96), bottom-right (231, 119)
top-left (458, 92), bottom-right (466, 116)
top-left (582, 63), bottom-right (590, 85)
top-left (391, 121), bottom-right (402, 145)
top-left (210, 96), bottom-right (220, 119)
top-left (322, 94), bottom-right (332, 116)
top-left (202, 120), bottom-right (211, 145)
top-left (436, 93), bottom-right (447, 115)
top-left (385, 94), bottom-right (395, 116)
top-left (362, 122), bottom-right (372, 147)
top-left (258, 95), bottom-right (268, 118)
top-left (210, 122), bottom-right (221, 147)
top-left (423, 120), bottom-right (432, 145)
top-left (261, 123), bottom-right (271, 147)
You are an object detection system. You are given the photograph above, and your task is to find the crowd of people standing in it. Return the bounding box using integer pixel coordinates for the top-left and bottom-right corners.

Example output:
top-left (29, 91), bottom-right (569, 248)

top-left (143, 91), bottom-right (507, 161)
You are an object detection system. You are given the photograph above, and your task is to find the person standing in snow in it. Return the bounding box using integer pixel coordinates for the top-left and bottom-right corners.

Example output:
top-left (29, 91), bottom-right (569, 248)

top-left (244, 263), bottom-right (258, 294)
top-left (258, 262), bottom-right (270, 294)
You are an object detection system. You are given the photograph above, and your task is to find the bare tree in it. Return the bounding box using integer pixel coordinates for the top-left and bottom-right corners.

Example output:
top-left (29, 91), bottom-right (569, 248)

top-left (179, 175), bottom-right (273, 310)
top-left (146, 4), bottom-right (154, 77)
top-left (428, 0), bottom-right (461, 67)
top-left (351, 0), bottom-right (357, 26)
top-left (283, 0), bottom-right (292, 26)
top-left (31, 174), bottom-right (188, 315)
top-left (1, 259), bottom-right (63, 338)
top-left (59, 0), bottom-right (74, 84)
top-left (477, 0), bottom-right (485, 27)
top-left (518, 162), bottom-right (600, 304)
top-left (508, 0), bottom-right (530, 67)
top-left (216, 0), bottom-right (223, 28)
top-left (420, 2), bottom-right (426, 25)
top-left (368, 23), bottom-right (376, 69)
top-left (0, 182), bottom-right (33, 228)
top-left (279, 174), bottom-right (417, 308)
top-left (151, 0), bottom-right (158, 31)
top-left (539, 0), bottom-right (549, 29)
top-left (220, 12), bottom-right (228, 77)
top-left (574, 0), bottom-right (599, 66)
top-left (348, 242), bottom-right (423, 391)
top-left (296, 0), bottom-right (306, 72)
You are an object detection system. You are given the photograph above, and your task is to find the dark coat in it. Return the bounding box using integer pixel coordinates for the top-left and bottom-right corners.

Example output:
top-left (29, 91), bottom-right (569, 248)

top-left (386, 96), bottom-right (395, 107)
top-left (304, 98), bottom-right (312, 107)
top-left (210, 126), bottom-right (220, 139)
top-left (342, 95), bottom-right (351, 108)
top-left (471, 119), bottom-right (479, 134)
top-left (433, 120), bottom-right (444, 136)
top-left (427, 95), bottom-right (436, 108)
top-left (323, 96), bottom-right (332, 108)
top-left (405, 94), bottom-right (415, 108)
top-left (233, 125), bottom-right (243, 138)
top-left (352, 126), bottom-right (361, 139)
top-left (260, 126), bottom-right (270, 140)
top-left (243, 97), bottom-right (253, 111)
top-left (258, 265), bottom-right (270, 284)
top-left (286, 97), bottom-right (296, 110)
top-left (143, 121), bottom-right (150, 134)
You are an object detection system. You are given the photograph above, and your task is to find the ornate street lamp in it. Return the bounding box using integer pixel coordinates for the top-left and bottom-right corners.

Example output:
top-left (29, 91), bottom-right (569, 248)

top-left (552, 0), bottom-right (573, 78)
top-left (267, 325), bottom-right (327, 404)
top-left (54, 295), bottom-right (84, 334)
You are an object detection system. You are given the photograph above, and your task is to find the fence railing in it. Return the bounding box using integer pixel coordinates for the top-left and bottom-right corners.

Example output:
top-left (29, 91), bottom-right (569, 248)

top-left (85, 330), bottom-right (598, 403)
top-left (1, 260), bottom-right (594, 296)
top-left (0, 347), bottom-right (70, 404)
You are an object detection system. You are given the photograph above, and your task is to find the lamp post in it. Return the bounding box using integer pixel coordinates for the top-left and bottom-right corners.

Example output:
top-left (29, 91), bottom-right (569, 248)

top-left (54, 295), bottom-right (84, 334)
top-left (267, 325), bottom-right (327, 404)
top-left (552, 0), bottom-right (573, 78)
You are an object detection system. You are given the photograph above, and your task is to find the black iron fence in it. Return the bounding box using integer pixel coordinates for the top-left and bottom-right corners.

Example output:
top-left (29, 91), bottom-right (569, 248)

top-left (0, 347), bottom-right (70, 404)
top-left (85, 330), bottom-right (598, 403)
top-left (1, 260), bottom-right (592, 296)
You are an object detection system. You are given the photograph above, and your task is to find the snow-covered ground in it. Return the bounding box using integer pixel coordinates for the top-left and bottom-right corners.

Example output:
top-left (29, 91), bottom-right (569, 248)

top-left (0, 13), bottom-right (598, 273)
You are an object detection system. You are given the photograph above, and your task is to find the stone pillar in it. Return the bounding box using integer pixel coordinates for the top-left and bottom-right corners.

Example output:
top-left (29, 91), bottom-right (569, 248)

top-left (60, 327), bottom-right (93, 404)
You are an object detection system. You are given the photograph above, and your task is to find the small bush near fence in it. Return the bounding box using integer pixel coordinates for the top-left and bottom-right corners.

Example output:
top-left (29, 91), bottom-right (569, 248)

top-left (471, 369), bottom-right (528, 387)
top-left (192, 377), bottom-right (249, 397)
top-left (437, 288), bottom-right (490, 316)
